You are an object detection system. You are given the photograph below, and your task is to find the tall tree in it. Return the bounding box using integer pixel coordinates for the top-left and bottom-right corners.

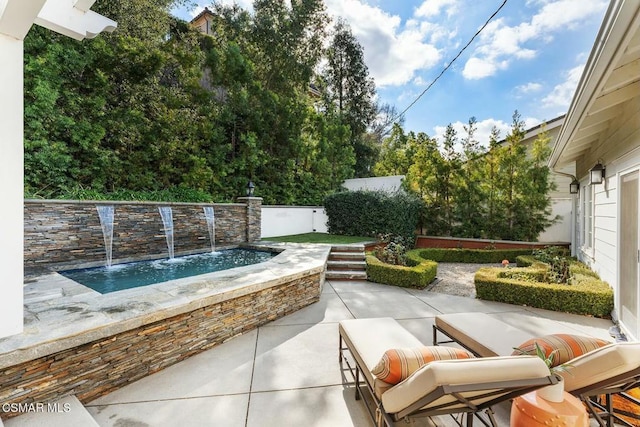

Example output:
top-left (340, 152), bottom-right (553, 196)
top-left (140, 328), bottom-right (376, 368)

top-left (517, 124), bottom-right (557, 240)
top-left (373, 124), bottom-right (412, 176)
top-left (454, 117), bottom-right (486, 237)
top-left (497, 111), bottom-right (528, 240)
top-left (438, 124), bottom-right (461, 235)
top-left (482, 126), bottom-right (504, 239)
top-left (369, 102), bottom-right (405, 144)
top-left (404, 132), bottom-right (446, 235)
top-left (322, 19), bottom-right (376, 177)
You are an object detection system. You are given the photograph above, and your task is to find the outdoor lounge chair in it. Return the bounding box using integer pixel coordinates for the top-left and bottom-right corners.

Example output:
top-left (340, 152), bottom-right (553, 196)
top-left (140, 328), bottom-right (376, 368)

top-left (339, 317), bottom-right (556, 427)
top-left (432, 313), bottom-right (640, 427)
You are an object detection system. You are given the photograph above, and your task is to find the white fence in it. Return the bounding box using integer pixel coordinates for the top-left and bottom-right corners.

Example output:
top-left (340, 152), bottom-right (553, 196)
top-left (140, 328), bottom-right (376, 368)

top-left (342, 175), bottom-right (404, 192)
top-left (261, 206), bottom-right (328, 238)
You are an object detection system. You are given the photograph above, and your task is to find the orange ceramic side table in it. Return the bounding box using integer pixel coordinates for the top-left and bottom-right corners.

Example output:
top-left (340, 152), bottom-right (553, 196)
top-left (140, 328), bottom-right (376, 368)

top-left (511, 390), bottom-right (589, 426)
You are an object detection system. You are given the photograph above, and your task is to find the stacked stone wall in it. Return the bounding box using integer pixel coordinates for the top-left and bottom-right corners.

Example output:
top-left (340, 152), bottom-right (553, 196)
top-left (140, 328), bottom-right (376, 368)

top-left (0, 272), bottom-right (320, 419)
top-left (24, 199), bottom-right (262, 274)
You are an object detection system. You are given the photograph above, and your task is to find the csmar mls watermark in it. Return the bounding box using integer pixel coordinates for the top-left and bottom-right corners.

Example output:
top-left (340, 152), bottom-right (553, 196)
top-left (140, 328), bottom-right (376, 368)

top-left (2, 402), bottom-right (71, 414)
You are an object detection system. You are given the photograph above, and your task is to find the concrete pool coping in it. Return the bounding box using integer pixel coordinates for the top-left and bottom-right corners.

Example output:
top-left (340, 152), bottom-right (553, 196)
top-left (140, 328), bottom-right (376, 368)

top-left (0, 243), bottom-right (330, 369)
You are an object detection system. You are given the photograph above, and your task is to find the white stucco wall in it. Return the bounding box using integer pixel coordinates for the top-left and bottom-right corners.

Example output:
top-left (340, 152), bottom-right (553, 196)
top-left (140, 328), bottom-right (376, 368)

top-left (261, 206), bottom-right (328, 238)
top-left (0, 33), bottom-right (24, 338)
top-left (538, 198), bottom-right (573, 243)
top-left (342, 175), bottom-right (404, 193)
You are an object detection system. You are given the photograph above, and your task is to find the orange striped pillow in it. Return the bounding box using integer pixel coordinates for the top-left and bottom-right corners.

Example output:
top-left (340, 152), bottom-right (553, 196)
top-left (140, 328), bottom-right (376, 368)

top-left (512, 334), bottom-right (610, 367)
top-left (372, 346), bottom-right (475, 385)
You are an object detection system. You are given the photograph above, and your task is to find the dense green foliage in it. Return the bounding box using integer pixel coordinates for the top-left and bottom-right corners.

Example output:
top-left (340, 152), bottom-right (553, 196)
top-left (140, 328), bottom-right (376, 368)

top-left (366, 254), bottom-right (437, 289)
top-left (412, 248), bottom-right (534, 264)
top-left (376, 112), bottom-right (557, 241)
top-left (324, 190), bottom-right (422, 243)
top-left (475, 264), bottom-right (614, 317)
top-left (23, 0), bottom-right (379, 204)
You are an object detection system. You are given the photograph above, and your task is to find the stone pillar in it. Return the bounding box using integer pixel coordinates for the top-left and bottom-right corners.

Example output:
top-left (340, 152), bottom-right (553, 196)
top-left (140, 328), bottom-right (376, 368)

top-left (237, 197), bottom-right (263, 242)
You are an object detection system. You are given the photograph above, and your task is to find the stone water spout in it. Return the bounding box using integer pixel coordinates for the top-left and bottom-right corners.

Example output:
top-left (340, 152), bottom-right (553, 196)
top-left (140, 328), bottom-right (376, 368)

top-left (203, 206), bottom-right (216, 252)
top-left (158, 206), bottom-right (175, 259)
top-left (96, 205), bottom-right (115, 267)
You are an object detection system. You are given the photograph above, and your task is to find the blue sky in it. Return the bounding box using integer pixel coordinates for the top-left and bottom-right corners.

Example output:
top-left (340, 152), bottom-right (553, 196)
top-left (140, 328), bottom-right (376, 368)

top-left (172, 0), bottom-right (609, 146)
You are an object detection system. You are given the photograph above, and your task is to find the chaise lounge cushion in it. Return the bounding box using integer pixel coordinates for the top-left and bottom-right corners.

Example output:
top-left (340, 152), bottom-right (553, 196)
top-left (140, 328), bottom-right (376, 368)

top-left (560, 342), bottom-right (640, 393)
top-left (372, 347), bottom-right (475, 385)
top-left (381, 356), bottom-right (551, 414)
top-left (435, 313), bottom-right (534, 356)
top-left (339, 318), bottom-right (423, 396)
top-left (512, 334), bottom-right (610, 367)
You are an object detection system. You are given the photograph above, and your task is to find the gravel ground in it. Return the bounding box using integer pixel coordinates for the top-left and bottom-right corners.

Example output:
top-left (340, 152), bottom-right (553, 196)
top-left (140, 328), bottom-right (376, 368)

top-left (427, 263), bottom-right (501, 298)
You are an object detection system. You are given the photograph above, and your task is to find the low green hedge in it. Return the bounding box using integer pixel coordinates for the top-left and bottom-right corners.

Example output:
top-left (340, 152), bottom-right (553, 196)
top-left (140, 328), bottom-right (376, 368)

top-left (414, 248), bottom-right (534, 263)
top-left (366, 254), bottom-right (437, 289)
top-left (475, 267), bottom-right (613, 317)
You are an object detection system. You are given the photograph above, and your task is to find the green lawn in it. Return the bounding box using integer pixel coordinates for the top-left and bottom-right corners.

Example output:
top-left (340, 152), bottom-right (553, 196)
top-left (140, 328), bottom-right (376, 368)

top-left (262, 232), bottom-right (374, 244)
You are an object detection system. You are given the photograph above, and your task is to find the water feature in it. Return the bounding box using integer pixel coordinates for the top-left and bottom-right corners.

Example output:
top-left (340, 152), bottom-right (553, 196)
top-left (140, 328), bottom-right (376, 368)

top-left (158, 206), bottom-right (174, 259)
top-left (96, 205), bottom-right (115, 267)
top-left (60, 249), bottom-right (277, 294)
top-left (203, 206), bottom-right (216, 252)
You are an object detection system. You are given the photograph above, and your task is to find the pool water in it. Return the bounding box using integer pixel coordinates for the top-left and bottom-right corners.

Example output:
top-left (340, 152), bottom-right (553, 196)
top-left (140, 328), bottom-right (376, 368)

top-left (61, 248), bottom-right (277, 294)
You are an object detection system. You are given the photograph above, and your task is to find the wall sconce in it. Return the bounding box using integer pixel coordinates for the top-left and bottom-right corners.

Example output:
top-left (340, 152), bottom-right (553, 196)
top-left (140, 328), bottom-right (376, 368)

top-left (246, 181), bottom-right (255, 197)
top-left (569, 179), bottom-right (580, 194)
top-left (590, 162), bottom-right (605, 185)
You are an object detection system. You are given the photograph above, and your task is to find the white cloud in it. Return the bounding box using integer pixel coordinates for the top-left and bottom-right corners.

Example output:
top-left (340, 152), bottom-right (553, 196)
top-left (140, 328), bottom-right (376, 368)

top-left (415, 0), bottom-right (459, 18)
top-left (325, 0), bottom-right (442, 87)
top-left (542, 64), bottom-right (584, 108)
top-left (462, 57), bottom-right (505, 80)
top-left (515, 82), bottom-right (543, 95)
top-left (413, 76), bottom-right (430, 86)
top-left (462, 0), bottom-right (607, 80)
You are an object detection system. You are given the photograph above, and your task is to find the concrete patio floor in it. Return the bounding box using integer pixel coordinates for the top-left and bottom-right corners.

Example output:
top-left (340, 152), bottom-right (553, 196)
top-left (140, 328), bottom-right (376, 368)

top-left (85, 279), bottom-right (614, 426)
top-left (5, 278), bottom-right (616, 426)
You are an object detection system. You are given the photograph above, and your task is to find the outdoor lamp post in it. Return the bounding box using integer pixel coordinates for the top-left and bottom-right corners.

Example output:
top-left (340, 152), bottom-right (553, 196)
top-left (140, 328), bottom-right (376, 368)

top-left (569, 179), bottom-right (580, 194)
top-left (590, 162), bottom-right (605, 185)
top-left (246, 181), bottom-right (255, 197)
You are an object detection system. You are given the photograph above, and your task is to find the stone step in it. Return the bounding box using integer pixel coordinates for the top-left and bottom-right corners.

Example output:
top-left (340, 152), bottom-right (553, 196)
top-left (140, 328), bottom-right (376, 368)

top-left (3, 396), bottom-right (99, 427)
top-left (330, 244), bottom-right (365, 253)
top-left (327, 260), bottom-right (367, 271)
top-left (325, 270), bottom-right (368, 280)
top-left (329, 252), bottom-right (366, 261)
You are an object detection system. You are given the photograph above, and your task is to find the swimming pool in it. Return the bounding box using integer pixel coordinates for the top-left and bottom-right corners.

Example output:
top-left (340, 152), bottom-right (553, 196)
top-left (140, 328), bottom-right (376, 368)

top-left (61, 248), bottom-right (277, 294)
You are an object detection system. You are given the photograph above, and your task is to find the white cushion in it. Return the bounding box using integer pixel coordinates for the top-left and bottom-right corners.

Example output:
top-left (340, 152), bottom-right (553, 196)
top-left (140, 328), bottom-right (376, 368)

top-left (381, 356), bottom-right (550, 414)
top-left (561, 342), bottom-right (640, 392)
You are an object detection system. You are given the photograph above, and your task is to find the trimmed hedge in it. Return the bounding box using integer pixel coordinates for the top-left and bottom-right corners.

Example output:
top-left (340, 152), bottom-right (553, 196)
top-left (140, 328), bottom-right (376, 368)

top-left (366, 254), bottom-right (437, 289)
top-left (324, 190), bottom-right (422, 243)
top-left (415, 248), bottom-right (534, 263)
top-left (475, 267), bottom-right (613, 317)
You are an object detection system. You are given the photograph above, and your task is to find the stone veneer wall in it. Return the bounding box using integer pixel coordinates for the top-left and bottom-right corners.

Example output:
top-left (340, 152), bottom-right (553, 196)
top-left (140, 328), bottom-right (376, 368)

top-left (24, 198), bottom-right (262, 274)
top-left (0, 272), bottom-right (320, 419)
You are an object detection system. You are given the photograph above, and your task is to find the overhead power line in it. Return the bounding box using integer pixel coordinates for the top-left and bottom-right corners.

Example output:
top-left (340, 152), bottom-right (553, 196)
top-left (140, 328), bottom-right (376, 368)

top-left (385, 0), bottom-right (509, 132)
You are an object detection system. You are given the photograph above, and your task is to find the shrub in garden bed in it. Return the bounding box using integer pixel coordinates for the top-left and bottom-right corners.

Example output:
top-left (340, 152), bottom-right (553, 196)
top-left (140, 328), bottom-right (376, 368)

top-left (366, 254), bottom-right (437, 289)
top-left (415, 248), bottom-right (534, 263)
top-left (475, 266), bottom-right (613, 317)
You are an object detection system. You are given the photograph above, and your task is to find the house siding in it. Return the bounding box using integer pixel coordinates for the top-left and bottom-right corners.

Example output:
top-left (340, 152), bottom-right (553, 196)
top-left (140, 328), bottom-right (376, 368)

top-left (575, 108), bottom-right (640, 336)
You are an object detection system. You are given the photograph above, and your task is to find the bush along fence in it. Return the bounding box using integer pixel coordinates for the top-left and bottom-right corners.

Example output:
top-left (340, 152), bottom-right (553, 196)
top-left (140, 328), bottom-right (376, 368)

top-left (324, 190), bottom-right (422, 244)
top-left (415, 248), bottom-right (535, 263)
